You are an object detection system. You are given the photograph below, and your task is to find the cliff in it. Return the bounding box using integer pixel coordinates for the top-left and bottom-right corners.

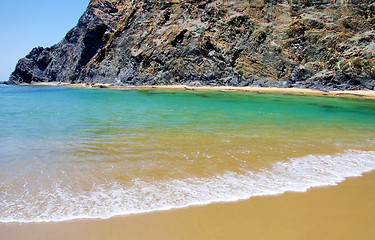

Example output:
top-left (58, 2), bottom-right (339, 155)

top-left (8, 0), bottom-right (375, 90)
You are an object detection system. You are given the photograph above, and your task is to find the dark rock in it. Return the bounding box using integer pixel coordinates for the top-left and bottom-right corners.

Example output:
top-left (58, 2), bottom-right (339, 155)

top-left (8, 0), bottom-right (375, 91)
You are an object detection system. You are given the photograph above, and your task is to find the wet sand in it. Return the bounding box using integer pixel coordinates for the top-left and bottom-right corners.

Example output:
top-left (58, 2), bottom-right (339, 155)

top-left (2, 170), bottom-right (374, 240)
top-left (28, 82), bottom-right (375, 98)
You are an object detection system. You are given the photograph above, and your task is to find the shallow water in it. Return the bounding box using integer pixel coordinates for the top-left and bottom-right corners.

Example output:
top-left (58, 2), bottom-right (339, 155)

top-left (1, 85), bottom-right (375, 222)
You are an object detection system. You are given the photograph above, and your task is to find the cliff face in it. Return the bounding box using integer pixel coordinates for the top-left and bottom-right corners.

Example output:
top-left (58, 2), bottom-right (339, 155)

top-left (8, 0), bottom-right (375, 90)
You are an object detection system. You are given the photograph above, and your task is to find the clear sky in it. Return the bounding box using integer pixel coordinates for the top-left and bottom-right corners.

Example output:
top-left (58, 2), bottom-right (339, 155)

top-left (0, 1), bottom-right (90, 82)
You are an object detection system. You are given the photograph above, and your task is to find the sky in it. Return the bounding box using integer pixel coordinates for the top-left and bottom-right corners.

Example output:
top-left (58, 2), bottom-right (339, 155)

top-left (0, 0), bottom-right (90, 82)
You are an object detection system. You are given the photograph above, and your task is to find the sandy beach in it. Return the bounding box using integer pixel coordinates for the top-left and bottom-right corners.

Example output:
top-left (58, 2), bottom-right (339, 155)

top-left (2, 83), bottom-right (374, 239)
top-left (1, 170), bottom-right (374, 240)
top-left (27, 82), bottom-right (375, 98)
top-left (3, 0), bottom-right (375, 235)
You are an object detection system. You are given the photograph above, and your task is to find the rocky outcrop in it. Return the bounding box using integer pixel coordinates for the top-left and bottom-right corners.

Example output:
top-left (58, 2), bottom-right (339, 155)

top-left (8, 0), bottom-right (375, 90)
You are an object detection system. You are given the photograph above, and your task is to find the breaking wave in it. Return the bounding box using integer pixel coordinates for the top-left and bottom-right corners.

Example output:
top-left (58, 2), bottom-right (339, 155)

top-left (1, 150), bottom-right (375, 223)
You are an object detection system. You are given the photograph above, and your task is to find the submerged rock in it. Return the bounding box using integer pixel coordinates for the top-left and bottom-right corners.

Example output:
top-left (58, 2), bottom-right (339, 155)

top-left (8, 0), bottom-right (375, 90)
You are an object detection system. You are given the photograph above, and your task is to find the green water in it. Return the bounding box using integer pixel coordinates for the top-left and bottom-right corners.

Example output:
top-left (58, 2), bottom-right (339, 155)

top-left (0, 85), bottom-right (375, 222)
top-left (2, 86), bottom-right (374, 139)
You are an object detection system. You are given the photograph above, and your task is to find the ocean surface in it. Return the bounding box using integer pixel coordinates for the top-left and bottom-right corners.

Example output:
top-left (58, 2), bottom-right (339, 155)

top-left (0, 85), bottom-right (375, 223)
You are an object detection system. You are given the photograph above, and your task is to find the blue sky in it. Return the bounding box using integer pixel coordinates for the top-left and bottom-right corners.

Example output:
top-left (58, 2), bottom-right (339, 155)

top-left (0, 1), bottom-right (89, 82)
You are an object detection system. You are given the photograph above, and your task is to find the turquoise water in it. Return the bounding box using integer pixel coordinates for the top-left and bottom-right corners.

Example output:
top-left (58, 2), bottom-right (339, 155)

top-left (1, 85), bottom-right (375, 222)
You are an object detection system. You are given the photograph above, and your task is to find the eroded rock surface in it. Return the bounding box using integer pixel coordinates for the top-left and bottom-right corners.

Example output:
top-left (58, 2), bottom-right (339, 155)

top-left (9, 0), bottom-right (375, 90)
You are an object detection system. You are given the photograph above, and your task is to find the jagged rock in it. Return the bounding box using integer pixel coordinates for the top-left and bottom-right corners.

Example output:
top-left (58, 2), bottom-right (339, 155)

top-left (8, 0), bottom-right (375, 91)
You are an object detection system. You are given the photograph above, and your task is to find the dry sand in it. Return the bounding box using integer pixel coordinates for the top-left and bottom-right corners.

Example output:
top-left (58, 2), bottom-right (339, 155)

top-left (1, 170), bottom-right (374, 240)
top-left (28, 82), bottom-right (375, 98)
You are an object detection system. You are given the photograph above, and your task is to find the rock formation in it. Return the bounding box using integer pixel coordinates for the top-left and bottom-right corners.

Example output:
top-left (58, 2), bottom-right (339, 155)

top-left (8, 0), bottom-right (375, 90)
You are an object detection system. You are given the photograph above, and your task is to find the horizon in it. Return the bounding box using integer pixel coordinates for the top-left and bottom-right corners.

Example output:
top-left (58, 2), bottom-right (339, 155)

top-left (0, 1), bottom-right (89, 82)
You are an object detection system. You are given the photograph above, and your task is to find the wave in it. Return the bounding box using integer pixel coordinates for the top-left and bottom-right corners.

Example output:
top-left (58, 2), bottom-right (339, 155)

top-left (1, 150), bottom-right (375, 223)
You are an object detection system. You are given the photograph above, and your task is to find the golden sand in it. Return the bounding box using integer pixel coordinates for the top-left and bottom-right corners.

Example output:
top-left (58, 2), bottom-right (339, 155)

top-left (1, 171), bottom-right (374, 240)
top-left (28, 82), bottom-right (375, 98)
top-left (5, 82), bottom-right (372, 239)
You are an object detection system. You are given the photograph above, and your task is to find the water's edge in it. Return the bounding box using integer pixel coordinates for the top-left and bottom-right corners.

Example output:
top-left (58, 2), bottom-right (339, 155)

top-left (1, 150), bottom-right (374, 223)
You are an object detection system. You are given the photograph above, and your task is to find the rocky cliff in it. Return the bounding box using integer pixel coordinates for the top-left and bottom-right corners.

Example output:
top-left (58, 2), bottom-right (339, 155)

top-left (8, 0), bottom-right (375, 90)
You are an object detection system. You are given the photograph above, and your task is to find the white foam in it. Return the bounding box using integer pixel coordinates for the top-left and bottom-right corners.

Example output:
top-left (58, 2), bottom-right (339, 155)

top-left (1, 150), bottom-right (375, 223)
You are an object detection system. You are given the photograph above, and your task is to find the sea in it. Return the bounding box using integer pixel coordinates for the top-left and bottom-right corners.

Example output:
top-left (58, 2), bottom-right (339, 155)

top-left (0, 85), bottom-right (375, 223)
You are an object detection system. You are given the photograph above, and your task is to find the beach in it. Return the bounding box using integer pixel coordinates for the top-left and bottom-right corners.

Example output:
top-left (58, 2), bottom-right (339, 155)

top-left (1, 170), bottom-right (374, 240)
top-left (28, 82), bottom-right (375, 98)
top-left (3, 0), bottom-right (375, 236)
top-left (1, 84), bottom-right (374, 239)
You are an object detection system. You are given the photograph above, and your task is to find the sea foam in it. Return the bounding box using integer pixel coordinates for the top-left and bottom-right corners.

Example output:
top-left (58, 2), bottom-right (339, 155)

top-left (1, 150), bottom-right (375, 223)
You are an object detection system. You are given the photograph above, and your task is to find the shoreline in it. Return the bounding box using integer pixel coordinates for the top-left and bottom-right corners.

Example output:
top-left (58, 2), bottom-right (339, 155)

top-left (1, 170), bottom-right (374, 240)
top-left (24, 82), bottom-right (375, 98)
top-left (2, 81), bottom-right (375, 239)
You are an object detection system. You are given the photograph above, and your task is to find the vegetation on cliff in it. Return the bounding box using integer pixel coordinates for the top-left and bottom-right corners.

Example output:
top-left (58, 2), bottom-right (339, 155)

top-left (8, 0), bottom-right (375, 90)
